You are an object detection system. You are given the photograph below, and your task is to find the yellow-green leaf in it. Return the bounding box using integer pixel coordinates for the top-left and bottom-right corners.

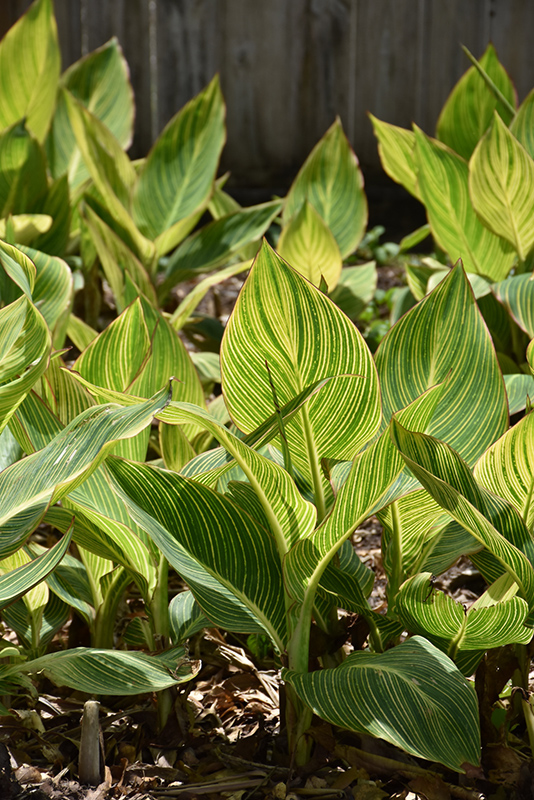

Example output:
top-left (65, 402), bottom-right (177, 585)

top-left (278, 200), bottom-right (342, 289)
top-left (470, 113), bottom-right (534, 261)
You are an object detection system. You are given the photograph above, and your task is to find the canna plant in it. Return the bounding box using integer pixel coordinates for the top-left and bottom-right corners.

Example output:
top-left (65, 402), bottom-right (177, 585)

top-left (54, 241), bottom-right (533, 771)
top-left (370, 43), bottom-right (534, 409)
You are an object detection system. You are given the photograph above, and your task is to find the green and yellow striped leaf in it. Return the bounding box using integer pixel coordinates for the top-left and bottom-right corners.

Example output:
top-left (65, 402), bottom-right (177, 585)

top-left (48, 38), bottom-right (134, 188)
top-left (162, 200), bottom-right (282, 297)
top-left (393, 572), bottom-right (531, 670)
top-left (493, 274), bottom-right (534, 337)
top-left (0, 528), bottom-right (71, 610)
top-left (169, 591), bottom-right (209, 644)
top-left (278, 200), bottom-right (342, 289)
top-left (375, 261), bottom-right (508, 466)
top-left (390, 421), bottom-right (534, 618)
top-left (414, 128), bottom-right (515, 281)
top-left (329, 262), bottom-right (377, 320)
top-left (475, 412), bottom-right (534, 534)
top-left (510, 89), bottom-right (534, 159)
top-left (0, 0), bottom-right (60, 143)
top-left (283, 636), bottom-right (480, 771)
top-left (503, 374), bottom-right (534, 415)
top-left (63, 90), bottom-right (154, 266)
top-left (369, 116), bottom-right (420, 200)
top-left (284, 386), bottom-right (444, 610)
top-left (80, 204), bottom-right (157, 311)
top-left (21, 247), bottom-right (73, 346)
top-left (469, 113), bottom-right (534, 262)
top-left (283, 118), bottom-right (367, 258)
top-left (0, 298), bottom-right (51, 435)
top-left (107, 457), bottom-right (287, 649)
top-left (19, 646), bottom-right (197, 694)
top-left (220, 242), bottom-right (381, 514)
top-left (170, 260), bottom-right (251, 332)
top-left (0, 387), bottom-right (171, 558)
top-left (132, 76), bottom-right (225, 240)
top-left (436, 44), bottom-right (516, 160)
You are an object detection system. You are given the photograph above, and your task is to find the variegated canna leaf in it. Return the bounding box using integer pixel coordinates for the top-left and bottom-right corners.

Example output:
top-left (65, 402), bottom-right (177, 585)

top-left (132, 76), bottom-right (225, 242)
top-left (283, 636), bottom-right (480, 771)
top-left (369, 116), bottom-right (420, 199)
top-left (375, 261), bottom-right (507, 466)
top-left (107, 457), bottom-right (287, 650)
top-left (436, 44), bottom-right (516, 160)
top-left (390, 420), bottom-right (534, 619)
top-left (220, 241), bottom-right (381, 518)
top-left (0, 386), bottom-right (171, 558)
top-left (17, 646), bottom-right (198, 694)
top-left (48, 38), bottom-right (134, 188)
top-left (0, 0), bottom-right (60, 142)
top-left (475, 411), bottom-right (534, 533)
top-left (283, 118), bottom-right (367, 258)
top-left (0, 528), bottom-right (72, 610)
top-left (278, 200), bottom-right (342, 289)
top-left (470, 113), bottom-right (534, 262)
top-left (413, 128), bottom-right (515, 281)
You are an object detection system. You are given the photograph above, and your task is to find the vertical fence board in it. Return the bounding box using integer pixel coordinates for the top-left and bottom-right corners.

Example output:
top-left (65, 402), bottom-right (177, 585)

top-left (54, 0), bottom-right (82, 70)
top-left (489, 0), bottom-right (534, 104)
top-left (418, 0), bottom-right (493, 137)
top-left (155, 0), bottom-right (221, 133)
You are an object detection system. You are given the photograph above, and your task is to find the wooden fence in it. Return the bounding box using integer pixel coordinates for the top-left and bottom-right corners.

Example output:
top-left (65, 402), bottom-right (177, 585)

top-left (2, 0), bottom-right (534, 192)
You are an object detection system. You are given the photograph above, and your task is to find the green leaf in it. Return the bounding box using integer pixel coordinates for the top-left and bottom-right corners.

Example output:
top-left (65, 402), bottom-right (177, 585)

top-left (283, 636), bottom-right (480, 770)
top-left (0, 122), bottom-right (48, 218)
top-left (329, 262), bottom-right (377, 320)
top-left (0, 0), bottom-right (60, 142)
top-left (0, 298), bottom-right (51, 434)
top-left (132, 76), bottom-right (225, 240)
top-left (0, 214), bottom-right (51, 245)
top-left (19, 646), bottom-right (197, 694)
top-left (170, 260), bottom-right (251, 332)
top-left (162, 200), bottom-right (282, 294)
top-left (31, 175), bottom-right (71, 256)
top-left (107, 457), bottom-right (287, 649)
top-left (278, 200), bottom-right (342, 289)
top-left (169, 591), bottom-right (209, 643)
top-left (436, 44), bottom-right (516, 160)
top-left (504, 374), bottom-right (534, 415)
top-left (220, 241), bottom-right (381, 513)
top-left (0, 387), bottom-right (171, 557)
top-left (469, 113), bottom-right (534, 262)
top-left (21, 247), bottom-right (73, 345)
top-left (393, 572), bottom-right (531, 667)
top-left (284, 386), bottom-right (444, 611)
top-left (493, 274), bottom-right (534, 337)
top-left (475, 411), bottom-right (534, 534)
top-left (369, 117), bottom-right (420, 199)
top-left (0, 528), bottom-right (72, 610)
top-left (283, 118), bottom-right (367, 258)
top-left (63, 90), bottom-right (154, 265)
top-left (80, 204), bottom-right (157, 311)
top-left (414, 127), bottom-right (515, 281)
top-left (510, 89), bottom-right (534, 159)
top-left (390, 420), bottom-right (534, 617)
top-left (48, 38), bottom-right (134, 188)
top-left (375, 261), bottom-right (508, 466)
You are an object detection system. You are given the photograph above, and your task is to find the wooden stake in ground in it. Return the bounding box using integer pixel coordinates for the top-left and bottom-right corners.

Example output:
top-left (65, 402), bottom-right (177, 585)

top-left (79, 700), bottom-right (103, 786)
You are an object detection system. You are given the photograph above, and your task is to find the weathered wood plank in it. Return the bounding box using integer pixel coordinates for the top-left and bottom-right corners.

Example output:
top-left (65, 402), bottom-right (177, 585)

top-left (1, 0), bottom-right (534, 189)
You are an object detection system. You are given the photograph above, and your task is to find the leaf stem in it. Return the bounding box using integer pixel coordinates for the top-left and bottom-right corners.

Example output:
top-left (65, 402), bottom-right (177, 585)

top-left (387, 500), bottom-right (403, 603)
top-left (301, 404), bottom-right (326, 522)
